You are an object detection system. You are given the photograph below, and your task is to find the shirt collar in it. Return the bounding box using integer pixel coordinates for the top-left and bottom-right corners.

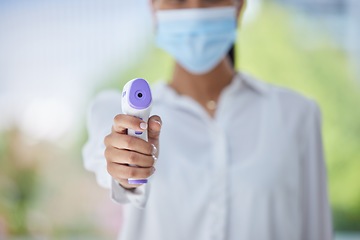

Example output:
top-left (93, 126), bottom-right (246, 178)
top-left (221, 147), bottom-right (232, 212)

top-left (238, 72), bottom-right (268, 96)
top-left (152, 71), bottom-right (269, 105)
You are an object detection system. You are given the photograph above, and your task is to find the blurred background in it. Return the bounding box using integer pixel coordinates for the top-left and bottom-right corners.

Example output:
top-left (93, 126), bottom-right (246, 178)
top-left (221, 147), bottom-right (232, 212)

top-left (0, 0), bottom-right (359, 239)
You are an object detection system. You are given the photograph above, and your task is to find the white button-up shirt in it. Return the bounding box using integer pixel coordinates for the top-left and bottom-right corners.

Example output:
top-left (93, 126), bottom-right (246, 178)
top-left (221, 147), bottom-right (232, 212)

top-left (82, 72), bottom-right (332, 240)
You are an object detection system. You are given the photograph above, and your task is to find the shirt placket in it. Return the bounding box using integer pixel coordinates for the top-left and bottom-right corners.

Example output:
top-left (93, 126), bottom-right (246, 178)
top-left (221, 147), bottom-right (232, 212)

top-left (209, 120), bottom-right (228, 240)
top-left (162, 80), bottom-right (234, 239)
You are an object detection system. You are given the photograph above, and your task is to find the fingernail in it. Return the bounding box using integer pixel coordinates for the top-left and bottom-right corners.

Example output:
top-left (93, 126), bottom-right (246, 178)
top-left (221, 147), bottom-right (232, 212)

top-left (151, 143), bottom-right (157, 155)
top-left (151, 119), bottom-right (162, 127)
top-left (152, 155), bottom-right (158, 164)
top-left (140, 122), bottom-right (147, 130)
top-left (152, 167), bottom-right (156, 174)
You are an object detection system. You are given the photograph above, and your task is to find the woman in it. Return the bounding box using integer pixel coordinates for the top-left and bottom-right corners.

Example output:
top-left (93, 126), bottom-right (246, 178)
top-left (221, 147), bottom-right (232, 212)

top-left (82, 0), bottom-right (333, 239)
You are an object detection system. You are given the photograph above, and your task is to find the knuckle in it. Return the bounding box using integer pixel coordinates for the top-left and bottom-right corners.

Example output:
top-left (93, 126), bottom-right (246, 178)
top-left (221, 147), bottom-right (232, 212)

top-left (106, 163), bottom-right (113, 176)
top-left (145, 168), bottom-right (153, 178)
top-left (104, 134), bottom-right (111, 146)
top-left (113, 114), bottom-right (122, 123)
top-left (104, 147), bottom-right (111, 160)
top-left (124, 136), bottom-right (135, 149)
top-left (128, 152), bottom-right (138, 165)
top-left (150, 155), bottom-right (155, 166)
top-left (113, 115), bottom-right (124, 130)
top-left (128, 168), bottom-right (137, 178)
top-left (143, 170), bottom-right (150, 178)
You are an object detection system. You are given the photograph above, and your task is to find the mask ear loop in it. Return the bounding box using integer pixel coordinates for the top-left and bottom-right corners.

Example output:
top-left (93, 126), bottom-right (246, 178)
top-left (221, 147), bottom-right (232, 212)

top-left (231, 0), bottom-right (246, 70)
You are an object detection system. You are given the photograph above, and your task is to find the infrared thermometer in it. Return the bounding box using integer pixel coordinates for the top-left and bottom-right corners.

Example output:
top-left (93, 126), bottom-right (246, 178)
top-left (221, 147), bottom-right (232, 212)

top-left (122, 78), bottom-right (152, 184)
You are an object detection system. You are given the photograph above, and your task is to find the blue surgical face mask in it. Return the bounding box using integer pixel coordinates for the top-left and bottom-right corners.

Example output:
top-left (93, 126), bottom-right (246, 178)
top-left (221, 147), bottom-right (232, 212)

top-left (155, 6), bottom-right (237, 75)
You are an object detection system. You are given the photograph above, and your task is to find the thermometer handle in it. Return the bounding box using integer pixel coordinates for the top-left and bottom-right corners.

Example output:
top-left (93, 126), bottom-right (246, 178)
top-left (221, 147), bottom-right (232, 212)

top-left (121, 78), bottom-right (152, 184)
top-left (125, 114), bottom-right (150, 184)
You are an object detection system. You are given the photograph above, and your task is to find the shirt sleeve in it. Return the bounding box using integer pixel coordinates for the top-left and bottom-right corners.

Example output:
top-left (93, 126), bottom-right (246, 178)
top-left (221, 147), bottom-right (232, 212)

top-left (300, 99), bottom-right (333, 239)
top-left (82, 90), bottom-right (149, 209)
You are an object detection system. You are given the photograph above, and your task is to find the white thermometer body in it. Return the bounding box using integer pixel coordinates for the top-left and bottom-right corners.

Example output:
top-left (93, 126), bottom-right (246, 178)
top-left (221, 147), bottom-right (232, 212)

top-left (121, 78), bottom-right (152, 184)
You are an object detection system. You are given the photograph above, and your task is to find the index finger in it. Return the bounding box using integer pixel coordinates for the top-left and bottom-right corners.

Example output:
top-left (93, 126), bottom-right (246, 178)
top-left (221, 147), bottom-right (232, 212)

top-left (112, 114), bottom-right (148, 134)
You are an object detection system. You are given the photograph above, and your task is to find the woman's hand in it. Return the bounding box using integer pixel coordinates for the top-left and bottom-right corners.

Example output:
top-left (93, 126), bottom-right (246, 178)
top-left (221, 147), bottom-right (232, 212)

top-left (104, 114), bottom-right (162, 189)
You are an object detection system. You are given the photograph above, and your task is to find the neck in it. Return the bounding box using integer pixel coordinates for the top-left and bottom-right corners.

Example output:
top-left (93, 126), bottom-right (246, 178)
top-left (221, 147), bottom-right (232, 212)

top-left (168, 57), bottom-right (236, 117)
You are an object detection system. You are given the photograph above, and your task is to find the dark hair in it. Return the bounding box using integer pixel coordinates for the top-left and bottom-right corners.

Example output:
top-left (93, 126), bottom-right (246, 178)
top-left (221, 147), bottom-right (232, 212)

top-left (228, 44), bottom-right (235, 68)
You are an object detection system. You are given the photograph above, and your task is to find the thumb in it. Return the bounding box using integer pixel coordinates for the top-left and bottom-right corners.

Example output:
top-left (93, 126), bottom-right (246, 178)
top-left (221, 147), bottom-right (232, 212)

top-left (147, 115), bottom-right (162, 155)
